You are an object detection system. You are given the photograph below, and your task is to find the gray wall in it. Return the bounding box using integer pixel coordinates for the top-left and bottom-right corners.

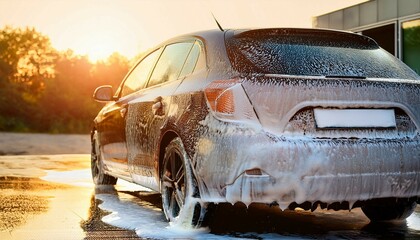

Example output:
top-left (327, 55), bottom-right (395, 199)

top-left (314, 0), bottom-right (420, 30)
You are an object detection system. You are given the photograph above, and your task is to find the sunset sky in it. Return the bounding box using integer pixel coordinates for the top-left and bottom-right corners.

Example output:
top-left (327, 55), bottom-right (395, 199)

top-left (0, 0), bottom-right (367, 61)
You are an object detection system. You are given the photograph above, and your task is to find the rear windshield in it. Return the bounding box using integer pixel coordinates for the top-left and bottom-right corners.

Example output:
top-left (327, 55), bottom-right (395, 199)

top-left (226, 29), bottom-right (420, 80)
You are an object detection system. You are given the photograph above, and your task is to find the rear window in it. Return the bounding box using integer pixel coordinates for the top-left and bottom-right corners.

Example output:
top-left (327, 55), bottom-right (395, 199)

top-left (226, 29), bottom-right (419, 80)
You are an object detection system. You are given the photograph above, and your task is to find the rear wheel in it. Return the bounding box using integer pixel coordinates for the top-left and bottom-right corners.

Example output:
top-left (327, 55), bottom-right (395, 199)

top-left (362, 198), bottom-right (417, 221)
top-left (91, 130), bottom-right (117, 185)
top-left (160, 137), bottom-right (208, 227)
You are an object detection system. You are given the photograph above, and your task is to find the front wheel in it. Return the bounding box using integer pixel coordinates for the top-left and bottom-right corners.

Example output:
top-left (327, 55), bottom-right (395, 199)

top-left (91, 130), bottom-right (117, 185)
top-left (362, 198), bottom-right (417, 221)
top-left (160, 137), bottom-right (209, 227)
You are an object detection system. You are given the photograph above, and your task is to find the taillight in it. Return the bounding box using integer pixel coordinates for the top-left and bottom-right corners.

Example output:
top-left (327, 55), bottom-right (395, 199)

top-left (204, 79), bottom-right (240, 115)
top-left (204, 79), bottom-right (260, 126)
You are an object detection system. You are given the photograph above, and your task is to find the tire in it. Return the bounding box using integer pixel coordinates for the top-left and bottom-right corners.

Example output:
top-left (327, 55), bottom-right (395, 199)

top-left (91, 130), bottom-right (117, 185)
top-left (362, 198), bottom-right (417, 221)
top-left (160, 137), bottom-right (208, 227)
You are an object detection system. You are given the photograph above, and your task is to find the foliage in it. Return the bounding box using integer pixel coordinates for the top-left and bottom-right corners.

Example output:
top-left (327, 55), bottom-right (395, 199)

top-left (0, 26), bottom-right (56, 94)
top-left (0, 26), bottom-right (130, 133)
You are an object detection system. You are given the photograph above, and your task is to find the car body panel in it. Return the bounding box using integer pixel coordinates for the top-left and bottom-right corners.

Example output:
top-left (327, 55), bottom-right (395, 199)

top-left (126, 79), bottom-right (184, 191)
top-left (192, 72), bottom-right (420, 208)
top-left (93, 28), bottom-right (420, 212)
top-left (95, 99), bottom-right (130, 179)
top-left (195, 114), bottom-right (420, 209)
top-left (241, 75), bottom-right (420, 136)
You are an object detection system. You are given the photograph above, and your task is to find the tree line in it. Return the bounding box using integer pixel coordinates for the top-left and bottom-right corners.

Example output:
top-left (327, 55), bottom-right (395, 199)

top-left (0, 26), bottom-right (132, 133)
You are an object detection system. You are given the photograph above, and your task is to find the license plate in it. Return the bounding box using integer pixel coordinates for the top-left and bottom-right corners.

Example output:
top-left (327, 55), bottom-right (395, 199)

top-left (314, 108), bottom-right (396, 128)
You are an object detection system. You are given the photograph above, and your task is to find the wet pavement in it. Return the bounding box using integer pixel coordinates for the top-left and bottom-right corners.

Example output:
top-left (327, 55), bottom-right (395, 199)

top-left (0, 154), bottom-right (420, 239)
top-left (0, 155), bottom-right (139, 240)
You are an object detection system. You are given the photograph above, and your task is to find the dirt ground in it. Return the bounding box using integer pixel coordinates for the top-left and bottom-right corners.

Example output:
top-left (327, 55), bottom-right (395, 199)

top-left (0, 132), bottom-right (90, 155)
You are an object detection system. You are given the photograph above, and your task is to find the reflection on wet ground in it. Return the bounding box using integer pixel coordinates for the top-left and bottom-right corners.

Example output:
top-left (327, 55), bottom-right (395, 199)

top-left (0, 176), bottom-right (139, 240)
top-left (95, 184), bottom-right (420, 239)
top-left (1, 154), bottom-right (420, 239)
top-left (0, 176), bottom-right (90, 240)
top-left (0, 176), bottom-right (71, 190)
top-left (0, 191), bottom-right (49, 232)
top-left (0, 177), bottom-right (63, 232)
top-left (207, 203), bottom-right (420, 239)
top-left (0, 154), bottom-right (140, 240)
top-left (0, 155), bottom-right (90, 178)
top-left (81, 194), bottom-right (139, 239)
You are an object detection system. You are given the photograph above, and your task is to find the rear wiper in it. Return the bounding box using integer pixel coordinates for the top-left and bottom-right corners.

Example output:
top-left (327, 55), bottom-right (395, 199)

top-left (325, 75), bottom-right (366, 79)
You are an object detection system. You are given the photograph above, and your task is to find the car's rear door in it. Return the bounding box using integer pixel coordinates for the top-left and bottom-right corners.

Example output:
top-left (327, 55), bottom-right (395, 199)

top-left (126, 40), bottom-right (202, 191)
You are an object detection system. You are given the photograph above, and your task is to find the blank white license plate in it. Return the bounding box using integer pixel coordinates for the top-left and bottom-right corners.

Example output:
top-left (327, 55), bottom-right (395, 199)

top-left (314, 108), bottom-right (396, 128)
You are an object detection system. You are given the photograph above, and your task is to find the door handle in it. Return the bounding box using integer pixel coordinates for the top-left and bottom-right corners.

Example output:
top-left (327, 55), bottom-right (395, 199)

top-left (152, 96), bottom-right (164, 116)
top-left (120, 108), bottom-right (127, 118)
top-left (152, 101), bottom-right (162, 111)
top-left (120, 104), bottom-right (128, 118)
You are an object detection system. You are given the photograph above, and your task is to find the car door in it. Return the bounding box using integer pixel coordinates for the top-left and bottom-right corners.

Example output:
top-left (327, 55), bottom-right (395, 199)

top-left (97, 49), bottom-right (161, 180)
top-left (126, 41), bottom-right (200, 191)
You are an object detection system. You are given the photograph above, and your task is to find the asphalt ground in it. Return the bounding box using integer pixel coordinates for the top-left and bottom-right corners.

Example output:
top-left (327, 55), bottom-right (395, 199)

top-left (0, 133), bottom-right (420, 239)
top-left (0, 155), bottom-right (140, 240)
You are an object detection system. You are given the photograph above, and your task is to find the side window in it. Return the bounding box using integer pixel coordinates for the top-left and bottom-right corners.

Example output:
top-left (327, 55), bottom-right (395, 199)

top-left (121, 50), bottom-right (160, 96)
top-left (179, 41), bottom-right (202, 78)
top-left (147, 42), bottom-right (194, 87)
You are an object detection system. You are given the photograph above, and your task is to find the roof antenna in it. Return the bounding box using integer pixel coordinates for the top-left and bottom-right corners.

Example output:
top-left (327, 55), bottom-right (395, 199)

top-left (211, 12), bottom-right (224, 32)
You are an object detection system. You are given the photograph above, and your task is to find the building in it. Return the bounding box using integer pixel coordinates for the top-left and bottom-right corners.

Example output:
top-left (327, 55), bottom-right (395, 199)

top-left (313, 0), bottom-right (420, 74)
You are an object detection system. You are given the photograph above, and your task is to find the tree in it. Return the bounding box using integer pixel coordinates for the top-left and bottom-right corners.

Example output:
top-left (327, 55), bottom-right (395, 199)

top-left (36, 51), bottom-right (94, 133)
top-left (36, 51), bottom-right (130, 133)
top-left (91, 52), bottom-right (130, 90)
top-left (0, 26), bottom-right (56, 94)
top-left (0, 26), bottom-right (56, 131)
top-left (0, 26), bottom-right (132, 133)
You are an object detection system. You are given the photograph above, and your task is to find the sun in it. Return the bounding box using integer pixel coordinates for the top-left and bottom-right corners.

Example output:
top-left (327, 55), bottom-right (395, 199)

top-left (47, 2), bottom-right (139, 62)
top-left (68, 35), bottom-right (119, 62)
top-left (66, 22), bottom-right (125, 62)
top-left (86, 41), bottom-right (116, 63)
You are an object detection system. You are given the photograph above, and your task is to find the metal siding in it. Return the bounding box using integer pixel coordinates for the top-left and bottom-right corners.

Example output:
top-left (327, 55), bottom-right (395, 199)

top-left (344, 6), bottom-right (360, 29)
top-left (378, 0), bottom-right (398, 21)
top-left (329, 10), bottom-right (344, 29)
top-left (360, 1), bottom-right (378, 26)
top-left (398, 0), bottom-right (420, 16)
top-left (316, 15), bottom-right (330, 28)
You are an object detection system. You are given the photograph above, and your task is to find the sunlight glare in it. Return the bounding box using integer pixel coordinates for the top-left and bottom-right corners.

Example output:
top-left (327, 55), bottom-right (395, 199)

top-left (68, 13), bottom-right (127, 62)
top-left (41, 0), bottom-right (142, 61)
top-left (0, 0), bottom-right (369, 61)
top-left (81, 38), bottom-right (118, 63)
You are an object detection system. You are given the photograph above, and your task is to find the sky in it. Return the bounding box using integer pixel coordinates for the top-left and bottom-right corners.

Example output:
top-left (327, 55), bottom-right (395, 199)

top-left (0, 0), bottom-right (367, 61)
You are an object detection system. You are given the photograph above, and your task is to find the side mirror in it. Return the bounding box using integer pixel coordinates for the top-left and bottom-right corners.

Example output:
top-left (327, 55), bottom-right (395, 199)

top-left (93, 85), bottom-right (114, 102)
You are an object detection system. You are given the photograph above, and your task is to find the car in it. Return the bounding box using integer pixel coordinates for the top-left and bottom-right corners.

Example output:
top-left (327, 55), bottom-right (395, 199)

top-left (91, 28), bottom-right (420, 226)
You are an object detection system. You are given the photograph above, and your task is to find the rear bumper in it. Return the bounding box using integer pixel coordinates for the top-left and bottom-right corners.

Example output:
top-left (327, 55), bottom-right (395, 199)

top-left (224, 170), bottom-right (420, 210)
top-left (194, 126), bottom-right (420, 208)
